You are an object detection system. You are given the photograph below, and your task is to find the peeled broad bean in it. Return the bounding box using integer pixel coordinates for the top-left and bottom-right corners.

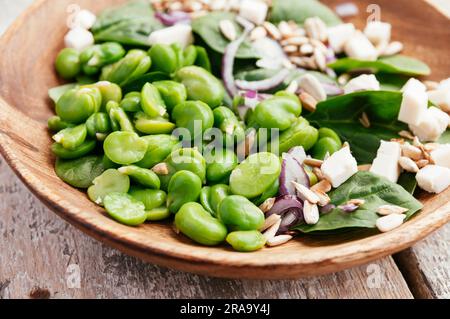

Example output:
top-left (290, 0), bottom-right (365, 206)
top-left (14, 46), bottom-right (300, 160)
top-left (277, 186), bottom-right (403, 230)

top-left (101, 49), bottom-right (151, 86)
top-left (84, 81), bottom-right (122, 110)
top-left (318, 127), bottom-right (342, 145)
top-left (52, 124), bottom-right (87, 150)
top-left (272, 117), bottom-right (319, 153)
top-left (87, 169), bottom-right (130, 205)
top-left (141, 83), bottom-right (167, 118)
top-left (56, 87), bottom-right (102, 124)
top-left (51, 140), bottom-right (96, 159)
top-left (135, 135), bottom-right (179, 169)
top-left (107, 101), bottom-right (135, 132)
top-left (254, 93), bottom-right (302, 130)
top-left (311, 137), bottom-right (341, 160)
top-left (218, 195), bottom-right (265, 231)
top-left (167, 170), bottom-right (202, 214)
top-left (149, 44), bottom-right (178, 74)
top-left (55, 48), bottom-right (80, 79)
top-left (129, 188), bottom-right (166, 211)
top-left (153, 81), bottom-right (187, 111)
top-left (209, 184), bottom-right (230, 215)
top-left (172, 101), bottom-right (214, 140)
top-left (226, 231), bottom-right (266, 252)
top-left (103, 131), bottom-right (148, 165)
top-left (86, 112), bottom-right (111, 138)
top-left (48, 116), bottom-right (74, 132)
top-left (104, 192), bottom-right (147, 226)
top-left (118, 166), bottom-right (161, 189)
top-left (79, 42), bottom-right (125, 75)
top-left (199, 186), bottom-right (214, 215)
top-left (205, 148), bottom-right (238, 183)
top-left (134, 112), bottom-right (175, 135)
top-left (120, 92), bottom-right (141, 112)
top-left (213, 106), bottom-right (245, 146)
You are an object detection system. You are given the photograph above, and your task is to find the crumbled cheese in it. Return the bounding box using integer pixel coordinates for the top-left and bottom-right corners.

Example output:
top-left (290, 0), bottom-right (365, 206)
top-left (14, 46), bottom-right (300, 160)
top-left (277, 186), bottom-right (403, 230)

top-left (430, 145), bottom-right (450, 169)
top-left (401, 78), bottom-right (426, 93)
top-left (369, 141), bottom-right (402, 184)
top-left (64, 28), bottom-right (94, 51)
top-left (72, 9), bottom-right (96, 30)
top-left (239, 0), bottom-right (268, 25)
top-left (398, 89), bottom-right (428, 126)
top-left (344, 31), bottom-right (378, 61)
top-left (344, 74), bottom-right (380, 94)
top-left (409, 107), bottom-right (449, 142)
top-left (148, 24), bottom-right (194, 49)
top-left (321, 147), bottom-right (358, 188)
top-left (416, 165), bottom-right (450, 194)
top-left (377, 141), bottom-right (402, 158)
top-left (364, 21), bottom-right (391, 46)
top-left (327, 23), bottom-right (355, 54)
top-left (428, 89), bottom-right (450, 112)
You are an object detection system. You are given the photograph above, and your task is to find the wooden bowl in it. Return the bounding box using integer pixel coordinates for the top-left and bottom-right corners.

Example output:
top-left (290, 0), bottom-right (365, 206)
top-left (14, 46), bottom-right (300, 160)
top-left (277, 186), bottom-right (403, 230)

top-left (0, 0), bottom-right (449, 279)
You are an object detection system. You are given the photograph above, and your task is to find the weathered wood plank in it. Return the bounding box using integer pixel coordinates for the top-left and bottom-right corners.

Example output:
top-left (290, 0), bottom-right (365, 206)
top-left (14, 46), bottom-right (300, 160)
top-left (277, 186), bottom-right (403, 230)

top-left (0, 156), bottom-right (413, 299)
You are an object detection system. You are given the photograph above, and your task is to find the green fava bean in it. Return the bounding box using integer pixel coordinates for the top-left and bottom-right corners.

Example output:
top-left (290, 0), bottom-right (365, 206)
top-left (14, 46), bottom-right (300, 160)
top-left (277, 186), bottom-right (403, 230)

top-left (304, 166), bottom-right (318, 186)
top-left (55, 155), bottom-right (108, 189)
top-left (172, 101), bottom-right (214, 140)
top-left (101, 49), bottom-right (151, 86)
top-left (311, 137), bottom-right (341, 160)
top-left (104, 131), bottom-right (148, 165)
top-left (254, 94), bottom-right (302, 130)
top-left (120, 92), bottom-right (141, 112)
top-left (134, 112), bottom-right (175, 135)
top-left (56, 87), bottom-right (101, 124)
top-left (199, 186), bottom-right (214, 215)
top-left (118, 166), bottom-right (161, 189)
top-left (273, 117), bottom-right (319, 153)
top-left (48, 116), bottom-right (74, 132)
top-left (52, 124), bottom-right (87, 150)
top-left (253, 178), bottom-right (279, 206)
top-left (175, 66), bottom-right (225, 108)
top-left (193, 46), bottom-right (211, 72)
top-left (167, 170), bottom-right (202, 214)
top-left (205, 149), bottom-right (238, 183)
top-left (141, 82), bottom-right (167, 118)
top-left (183, 45), bottom-right (197, 67)
top-left (52, 140), bottom-right (96, 159)
top-left (153, 81), bottom-right (187, 112)
top-left (135, 135), bottom-right (179, 168)
top-left (84, 81), bottom-right (122, 110)
top-left (86, 112), bottom-right (111, 138)
top-left (213, 106), bottom-right (245, 145)
top-left (218, 195), bottom-right (265, 231)
top-left (129, 188), bottom-right (166, 211)
top-left (80, 42), bottom-right (125, 75)
top-left (104, 193), bottom-right (147, 226)
top-left (55, 48), bottom-right (80, 79)
top-left (230, 152), bottom-right (281, 199)
top-left (318, 128), bottom-right (342, 146)
top-left (107, 101), bottom-right (135, 133)
top-left (226, 231), bottom-right (266, 252)
top-left (166, 148), bottom-right (207, 182)
top-left (88, 169), bottom-right (130, 205)
top-left (209, 184), bottom-right (230, 215)
top-left (149, 44), bottom-right (178, 74)
top-left (175, 202), bottom-right (227, 246)
top-left (146, 207), bottom-right (171, 221)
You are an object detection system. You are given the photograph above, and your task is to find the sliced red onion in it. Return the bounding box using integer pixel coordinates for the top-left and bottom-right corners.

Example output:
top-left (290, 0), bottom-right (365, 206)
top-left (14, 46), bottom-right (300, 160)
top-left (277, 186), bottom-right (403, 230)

top-left (235, 68), bottom-right (290, 92)
top-left (278, 209), bottom-right (303, 234)
top-left (288, 146), bottom-right (307, 164)
top-left (321, 82), bottom-right (344, 96)
top-left (320, 204), bottom-right (336, 214)
top-left (236, 91), bottom-right (273, 120)
top-left (279, 152), bottom-right (310, 196)
top-left (266, 195), bottom-right (303, 217)
top-left (338, 203), bottom-right (359, 213)
top-left (154, 11), bottom-right (191, 26)
top-left (335, 3), bottom-right (359, 18)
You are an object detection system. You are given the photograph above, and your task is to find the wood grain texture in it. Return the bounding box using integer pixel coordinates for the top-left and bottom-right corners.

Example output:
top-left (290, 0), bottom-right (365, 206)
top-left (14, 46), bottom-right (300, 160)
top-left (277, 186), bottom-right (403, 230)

top-left (0, 0), bottom-right (448, 283)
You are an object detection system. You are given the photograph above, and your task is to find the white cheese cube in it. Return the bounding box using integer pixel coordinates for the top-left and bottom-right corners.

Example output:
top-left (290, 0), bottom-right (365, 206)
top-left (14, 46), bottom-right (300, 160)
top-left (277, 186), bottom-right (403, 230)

top-left (327, 23), bottom-right (355, 54)
top-left (398, 89), bottom-right (428, 126)
top-left (416, 165), bottom-right (450, 194)
top-left (344, 31), bottom-right (378, 61)
top-left (430, 145), bottom-right (450, 169)
top-left (239, 0), bottom-right (268, 25)
top-left (377, 140), bottom-right (402, 158)
top-left (364, 21), bottom-right (391, 46)
top-left (321, 147), bottom-right (358, 188)
top-left (409, 107), bottom-right (448, 142)
top-left (438, 78), bottom-right (450, 90)
top-left (370, 154), bottom-right (401, 183)
top-left (428, 89), bottom-right (450, 112)
top-left (148, 24), bottom-right (194, 49)
top-left (344, 74), bottom-right (380, 94)
top-left (72, 9), bottom-right (97, 30)
top-left (401, 78), bottom-right (426, 93)
top-left (64, 28), bottom-right (94, 51)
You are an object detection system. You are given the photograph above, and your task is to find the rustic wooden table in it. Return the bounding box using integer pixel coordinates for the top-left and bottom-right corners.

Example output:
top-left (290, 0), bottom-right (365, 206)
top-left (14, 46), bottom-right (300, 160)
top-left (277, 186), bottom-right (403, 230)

top-left (0, 0), bottom-right (448, 299)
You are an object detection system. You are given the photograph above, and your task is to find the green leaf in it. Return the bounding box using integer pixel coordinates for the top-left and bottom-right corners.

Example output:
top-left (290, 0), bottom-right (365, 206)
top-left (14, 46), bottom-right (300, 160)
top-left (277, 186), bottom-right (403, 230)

top-left (191, 12), bottom-right (260, 59)
top-left (92, 0), bottom-right (163, 47)
top-left (328, 55), bottom-right (431, 76)
top-left (397, 173), bottom-right (417, 194)
top-left (377, 74), bottom-right (409, 91)
top-left (306, 91), bottom-right (406, 164)
top-left (438, 130), bottom-right (450, 144)
top-left (294, 171), bottom-right (423, 233)
top-left (269, 0), bottom-right (342, 26)
top-left (48, 83), bottom-right (77, 103)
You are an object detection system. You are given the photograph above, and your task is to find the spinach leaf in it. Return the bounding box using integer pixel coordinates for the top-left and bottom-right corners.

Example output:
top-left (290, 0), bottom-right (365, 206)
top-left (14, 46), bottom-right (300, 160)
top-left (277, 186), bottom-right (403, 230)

top-left (377, 74), bottom-right (409, 91)
top-left (191, 12), bottom-right (260, 59)
top-left (306, 91), bottom-right (406, 164)
top-left (48, 83), bottom-right (77, 103)
top-left (121, 72), bottom-right (170, 93)
top-left (397, 173), bottom-right (417, 194)
top-left (92, 0), bottom-right (162, 47)
top-left (294, 171), bottom-right (423, 233)
top-left (438, 130), bottom-right (450, 144)
top-left (269, 0), bottom-right (341, 26)
top-left (328, 55), bottom-right (431, 76)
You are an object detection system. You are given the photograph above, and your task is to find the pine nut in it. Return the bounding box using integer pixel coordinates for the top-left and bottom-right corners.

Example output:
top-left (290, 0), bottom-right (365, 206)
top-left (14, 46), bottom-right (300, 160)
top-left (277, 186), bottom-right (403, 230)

top-left (259, 214), bottom-right (281, 232)
top-left (399, 156), bottom-right (419, 173)
top-left (376, 214), bottom-right (406, 232)
top-left (303, 200), bottom-right (320, 225)
top-left (266, 234), bottom-right (293, 247)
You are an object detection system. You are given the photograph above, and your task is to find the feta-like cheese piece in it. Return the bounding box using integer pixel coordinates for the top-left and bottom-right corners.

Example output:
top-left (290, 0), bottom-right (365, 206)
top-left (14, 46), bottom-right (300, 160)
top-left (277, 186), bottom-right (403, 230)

top-left (148, 24), bottom-right (194, 49)
top-left (401, 78), bottom-right (426, 93)
top-left (409, 107), bottom-right (449, 142)
top-left (438, 77), bottom-right (450, 90)
top-left (344, 74), bottom-right (380, 94)
top-left (430, 145), bottom-right (450, 169)
top-left (416, 165), bottom-right (450, 193)
top-left (344, 31), bottom-right (378, 61)
top-left (398, 89), bottom-right (428, 126)
top-left (239, 0), bottom-right (268, 25)
top-left (370, 154), bottom-right (401, 183)
top-left (321, 147), bottom-right (358, 188)
top-left (64, 28), bottom-right (94, 51)
top-left (72, 9), bottom-right (97, 30)
top-left (364, 21), bottom-right (391, 46)
top-left (428, 89), bottom-right (450, 112)
top-left (377, 141), bottom-right (402, 157)
top-left (327, 23), bottom-right (355, 54)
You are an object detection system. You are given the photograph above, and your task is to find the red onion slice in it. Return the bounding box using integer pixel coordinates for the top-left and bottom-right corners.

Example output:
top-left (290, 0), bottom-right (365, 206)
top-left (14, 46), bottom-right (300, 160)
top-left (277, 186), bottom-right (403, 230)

top-left (338, 203), bottom-right (359, 213)
top-left (154, 11), bottom-right (191, 26)
top-left (320, 204), bottom-right (336, 214)
top-left (235, 68), bottom-right (290, 92)
top-left (288, 146), bottom-right (307, 164)
top-left (321, 82), bottom-right (344, 96)
top-left (266, 195), bottom-right (303, 217)
top-left (279, 152), bottom-right (310, 196)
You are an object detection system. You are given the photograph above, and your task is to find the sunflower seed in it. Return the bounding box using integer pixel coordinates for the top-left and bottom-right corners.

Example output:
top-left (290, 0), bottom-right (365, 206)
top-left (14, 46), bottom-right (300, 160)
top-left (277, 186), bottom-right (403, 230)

top-left (250, 26), bottom-right (267, 41)
top-left (314, 190), bottom-right (331, 206)
top-left (399, 156), bottom-right (419, 173)
top-left (263, 21), bottom-right (281, 40)
top-left (263, 219), bottom-right (281, 241)
top-left (285, 80), bottom-right (299, 94)
top-left (304, 17), bottom-right (327, 42)
top-left (398, 130), bottom-right (415, 140)
top-left (312, 167), bottom-right (325, 181)
top-left (303, 157), bottom-right (323, 168)
top-left (298, 92), bottom-right (318, 112)
top-left (416, 159), bottom-right (429, 168)
top-left (376, 214), bottom-right (406, 232)
top-left (337, 73), bottom-right (351, 86)
top-left (424, 143), bottom-right (440, 152)
top-left (314, 48), bottom-right (327, 70)
top-left (283, 44), bottom-right (298, 53)
top-left (311, 179), bottom-right (332, 193)
top-left (259, 213), bottom-right (281, 232)
top-left (303, 200), bottom-right (320, 225)
top-left (278, 21), bottom-right (293, 37)
top-left (259, 197), bottom-right (276, 213)
top-left (423, 80), bottom-right (439, 91)
top-left (293, 182), bottom-right (320, 204)
top-left (381, 41), bottom-right (404, 56)
top-left (359, 112), bottom-right (371, 128)
top-left (266, 234), bottom-right (293, 247)
top-left (401, 143), bottom-right (423, 160)
top-left (300, 43), bottom-right (314, 55)
top-left (347, 199), bottom-right (365, 206)
top-left (285, 36), bottom-right (309, 46)
top-left (377, 204), bottom-right (409, 216)
top-left (152, 163), bottom-right (169, 175)
top-left (219, 19), bottom-right (237, 41)
top-left (299, 74), bottom-right (327, 102)
top-left (413, 136), bottom-right (422, 147)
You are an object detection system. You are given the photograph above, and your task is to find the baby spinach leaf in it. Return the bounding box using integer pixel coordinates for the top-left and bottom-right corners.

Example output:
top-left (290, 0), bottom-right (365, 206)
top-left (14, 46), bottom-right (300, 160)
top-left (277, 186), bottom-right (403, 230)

top-left (48, 83), bottom-right (77, 103)
top-left (377, 74), bottom-right (409, 91)
top-left (269, 0), bottom-right (342, 26)
top-left (191, 12), bottom-right (260, 59)
top-left (306, 91), bottom-right (407, 164)
top-left (397, 173), bottom-right (417, 194)
top-left (328, 55), bottom-right (431, 76)
top-left (92, 0), bottom-right (163, 47)
top-left (294, 171), bottom-right (423, 233)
